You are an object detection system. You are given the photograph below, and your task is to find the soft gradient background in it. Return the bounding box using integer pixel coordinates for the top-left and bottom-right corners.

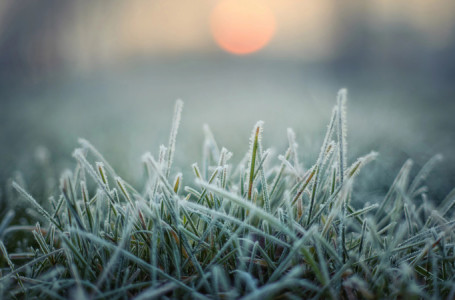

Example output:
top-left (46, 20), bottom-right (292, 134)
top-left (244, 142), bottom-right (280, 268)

top-left (1, 1), bottom-right (454, 203)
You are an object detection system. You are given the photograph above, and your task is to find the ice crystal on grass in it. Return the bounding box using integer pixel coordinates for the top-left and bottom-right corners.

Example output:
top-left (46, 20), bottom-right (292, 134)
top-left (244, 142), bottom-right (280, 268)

top-left (2, 90), bottom-right (455, 299)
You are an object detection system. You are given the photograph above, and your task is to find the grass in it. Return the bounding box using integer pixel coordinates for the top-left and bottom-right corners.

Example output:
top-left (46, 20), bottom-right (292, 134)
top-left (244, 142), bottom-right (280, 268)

top-left (1, 90), bottom-right (455, 299)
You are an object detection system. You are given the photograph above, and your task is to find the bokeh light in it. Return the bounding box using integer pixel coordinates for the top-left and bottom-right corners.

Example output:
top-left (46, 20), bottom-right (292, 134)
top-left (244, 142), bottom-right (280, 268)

top-left (210, 0), bottom-right (276, 55)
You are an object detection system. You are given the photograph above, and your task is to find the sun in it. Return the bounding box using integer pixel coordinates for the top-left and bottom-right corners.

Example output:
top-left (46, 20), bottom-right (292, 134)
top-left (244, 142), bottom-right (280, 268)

top-left (210, 0), bottom-right (276, 55)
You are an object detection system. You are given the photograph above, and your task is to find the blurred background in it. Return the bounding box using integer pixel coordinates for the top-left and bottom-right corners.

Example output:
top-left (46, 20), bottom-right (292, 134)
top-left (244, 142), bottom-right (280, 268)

top-left (1, 0), bottom-right (454, 203)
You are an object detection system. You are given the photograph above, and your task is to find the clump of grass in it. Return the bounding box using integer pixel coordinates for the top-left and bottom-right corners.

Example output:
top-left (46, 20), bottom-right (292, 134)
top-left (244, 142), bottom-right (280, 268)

top-left (1, 91), bottom-right (455, 299)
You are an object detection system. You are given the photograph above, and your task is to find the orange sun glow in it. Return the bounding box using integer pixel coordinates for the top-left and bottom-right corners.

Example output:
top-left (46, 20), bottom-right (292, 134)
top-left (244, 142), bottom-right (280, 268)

top-left (210, 0), bottom-right (276, 55)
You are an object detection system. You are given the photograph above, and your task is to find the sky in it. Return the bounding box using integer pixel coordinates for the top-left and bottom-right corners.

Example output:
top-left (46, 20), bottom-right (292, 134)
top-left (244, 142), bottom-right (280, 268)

top-left (1, 0), bottom-right (454, 74)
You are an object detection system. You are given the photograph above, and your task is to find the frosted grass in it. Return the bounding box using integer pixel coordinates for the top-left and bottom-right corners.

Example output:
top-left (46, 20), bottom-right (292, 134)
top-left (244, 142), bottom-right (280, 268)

top-left (2, 90), bottom-right (455, 299)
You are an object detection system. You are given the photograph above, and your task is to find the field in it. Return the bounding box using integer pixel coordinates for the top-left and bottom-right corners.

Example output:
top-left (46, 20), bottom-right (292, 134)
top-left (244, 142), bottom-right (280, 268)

top-left (1, 89), bottom-right (455, 299)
